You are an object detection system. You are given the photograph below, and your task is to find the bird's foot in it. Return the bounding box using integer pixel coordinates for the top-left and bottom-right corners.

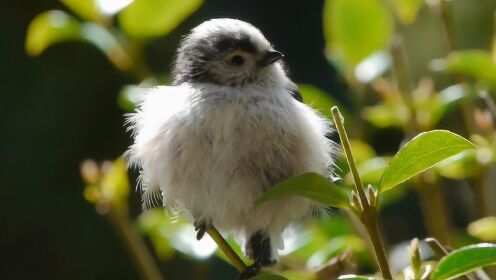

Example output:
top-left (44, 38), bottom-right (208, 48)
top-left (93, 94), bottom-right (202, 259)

top-left (193, 219), bottom-right (210, 240)
top-left (238, 262), bottom-right (262, 280)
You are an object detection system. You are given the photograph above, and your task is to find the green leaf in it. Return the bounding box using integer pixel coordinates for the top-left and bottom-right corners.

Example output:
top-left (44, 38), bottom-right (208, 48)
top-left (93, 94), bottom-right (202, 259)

top-left (379, 130), bottom-right (475, 193)
top-left (323, 0), bottom-right (393, 69)
top-left (389, 0), bottom-right (424, 25)
top-left (436, 50), bottom-right (496, 84)
top-left (119, 0), bottom-right (203, 38)
top-left (431, 243), bottom-right (496, 280)
top-left (467, 217), bottom-right (496, 241)
top-left (250, 274), bottom-right (289, 280)
top-left (337, 275), bottom-right (381, 280)
top-left (256, 173), bottom-right (350, 209)
top-left (60, 0), bottom-right (102, 22)
top-left (298, 84), bottom-right (344, 120)
top-left (25, 10), bottom-right (82, 56)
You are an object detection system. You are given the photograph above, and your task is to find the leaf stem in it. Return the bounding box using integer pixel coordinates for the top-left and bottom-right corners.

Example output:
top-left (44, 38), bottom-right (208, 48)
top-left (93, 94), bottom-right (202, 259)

top-left (331, 106), bottom-right (393, 280)
top-left (207, 225), bottom-right (247, 272)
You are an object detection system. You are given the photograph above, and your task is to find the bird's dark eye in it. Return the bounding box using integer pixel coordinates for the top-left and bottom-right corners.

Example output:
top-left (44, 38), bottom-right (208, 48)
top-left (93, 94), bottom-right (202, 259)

top-left (230, 55), bottom-right (244, 66)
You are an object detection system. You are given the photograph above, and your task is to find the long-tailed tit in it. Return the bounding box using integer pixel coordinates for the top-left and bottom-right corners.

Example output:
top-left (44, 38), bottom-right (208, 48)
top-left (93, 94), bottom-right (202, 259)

top-left (126, 18), bottom-right (336, 279)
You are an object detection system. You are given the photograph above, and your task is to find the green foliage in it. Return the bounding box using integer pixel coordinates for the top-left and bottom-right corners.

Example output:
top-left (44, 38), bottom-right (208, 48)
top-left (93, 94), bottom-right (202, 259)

top-left (337, 275), bottom-right (380, 280)
top-left (389, 0), bottom-right (425, 25)
top-left (467, 216), bottom-right (496, 241)
top-left (25, 10), bottom-right (81, 56)
top-left (379, 130), bottom-right (475, 193)
top-left (119, 0), bottom-right (203, 38)
top-left (431, 243), bottom-right (496, 280)
top-left (250, 274), bottom-right (289, 280)
top-left (323, 0), bottom-right (393, 70)
top-left (256, 172), bottom-right (350, 209)
top-left (438, 50), bottom-right (496, 84)
top-left (60, 0), bottom-right (102, 22)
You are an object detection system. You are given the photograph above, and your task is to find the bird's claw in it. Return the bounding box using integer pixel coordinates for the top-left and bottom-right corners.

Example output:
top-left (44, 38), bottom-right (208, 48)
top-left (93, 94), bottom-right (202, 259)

top-left (193, 220), bottom-right (208, 240)
top-left (238, 262), bottom-right (262, 280)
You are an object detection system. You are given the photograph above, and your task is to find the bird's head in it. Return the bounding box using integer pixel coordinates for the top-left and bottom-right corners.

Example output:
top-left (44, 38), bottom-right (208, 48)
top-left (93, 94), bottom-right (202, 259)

top-left (172, 18), bottom-right (285, 87)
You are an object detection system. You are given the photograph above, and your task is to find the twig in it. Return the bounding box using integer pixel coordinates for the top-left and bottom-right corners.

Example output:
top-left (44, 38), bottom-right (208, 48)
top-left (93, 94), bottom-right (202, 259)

top-left (207, 225), bottom-right (247, 272)
top-left (332, 106), bottom-right (393, 280)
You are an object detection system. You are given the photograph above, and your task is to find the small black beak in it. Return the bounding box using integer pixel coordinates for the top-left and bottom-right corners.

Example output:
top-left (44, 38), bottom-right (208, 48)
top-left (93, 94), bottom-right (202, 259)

top-left (257, 50), bottom-right (284, 67)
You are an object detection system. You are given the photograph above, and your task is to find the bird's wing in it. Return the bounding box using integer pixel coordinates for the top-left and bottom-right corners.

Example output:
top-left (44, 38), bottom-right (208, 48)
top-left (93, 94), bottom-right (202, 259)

top-left (286, 81), bottom-right (303, 103)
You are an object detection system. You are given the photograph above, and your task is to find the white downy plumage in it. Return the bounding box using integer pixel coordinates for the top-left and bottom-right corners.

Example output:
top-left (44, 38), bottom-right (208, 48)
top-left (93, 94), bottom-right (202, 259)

top-left (126, 19), bottom-right (336, 261)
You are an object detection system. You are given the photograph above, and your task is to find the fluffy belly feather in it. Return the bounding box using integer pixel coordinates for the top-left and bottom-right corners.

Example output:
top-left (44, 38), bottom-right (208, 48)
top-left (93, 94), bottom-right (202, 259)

top-left (165, 96), bottom-right (308, 231)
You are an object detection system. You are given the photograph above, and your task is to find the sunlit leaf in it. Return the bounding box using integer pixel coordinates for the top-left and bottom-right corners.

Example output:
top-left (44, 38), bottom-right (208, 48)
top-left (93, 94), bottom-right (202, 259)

top-left (256, 173), bottom-right (350, 209)
top-left (323, 0), bottom-right (393, 69)
top-left (250, 274), bottom-right (289, 280)
top-left (467, 217), bottom-right (496, 241)
top-left (60, 0), bottom-right (102, 21)
top-left (25, 11), bottom-right (132, 70)
top-left (119, 0), bottom-right (203, 38)
top-left (379, 130), bottom-right (475, 193)
top-left (433, 50), bottom-right (496, 84)
top-left (431, 243), bottom-right (496, 280)
top-left (25, 10), bottom-right (82, 56)
top-left (337, 275), bottom-right (381, 280)
top-left (389, 0), bottom-right (425, 24)
top-left (298, 84), bottom-right (344, 120)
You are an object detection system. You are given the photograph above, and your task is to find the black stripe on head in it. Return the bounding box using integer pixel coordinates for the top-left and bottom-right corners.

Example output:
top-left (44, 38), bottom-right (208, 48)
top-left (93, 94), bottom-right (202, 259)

top-left (214, 32), bottom-right (257, 53)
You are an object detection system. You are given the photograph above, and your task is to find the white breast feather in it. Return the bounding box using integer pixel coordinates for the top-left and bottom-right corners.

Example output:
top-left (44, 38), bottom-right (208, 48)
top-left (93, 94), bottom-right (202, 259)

top-left (126, 81), bottom-right (335, 259)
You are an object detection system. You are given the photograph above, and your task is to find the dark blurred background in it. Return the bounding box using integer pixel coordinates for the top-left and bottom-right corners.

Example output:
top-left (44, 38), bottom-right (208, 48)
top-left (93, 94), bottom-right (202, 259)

top-left (1, 0), bottom-right (345, 279)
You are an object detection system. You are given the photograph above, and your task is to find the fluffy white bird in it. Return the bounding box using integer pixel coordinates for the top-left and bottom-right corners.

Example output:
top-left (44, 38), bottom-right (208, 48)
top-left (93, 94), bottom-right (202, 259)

top-left (126, 18), bottom-right (336, 278)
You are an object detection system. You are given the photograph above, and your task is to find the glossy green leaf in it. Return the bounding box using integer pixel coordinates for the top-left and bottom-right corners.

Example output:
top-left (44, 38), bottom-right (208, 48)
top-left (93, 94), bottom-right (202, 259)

top-left (25, 10), bottom-right (82, 56)
top-left (467, 217), bottom-right (496, 241)
top-left (337, 275), bottom-right (381, 280)
top-left (389, 0), bottom-right (424, 25)
top-left (437, 50), bottom-right (496, 84)
top-left (379, 130), bottom-right (475, 193)
top-left (323, 0), bottom-right (393, 68)
top-left (250, 274), bottom-right (289, 280)
top-left (256, 173), bottom-right (350, 209)
top-left (298, 84), bottom-right (344, 120)
top-left (431, 243), bottom-right (496, 280)
top-left (119, 0), bottom-right (203, 38)
top-left (60, 0), bottom-right (101, 21)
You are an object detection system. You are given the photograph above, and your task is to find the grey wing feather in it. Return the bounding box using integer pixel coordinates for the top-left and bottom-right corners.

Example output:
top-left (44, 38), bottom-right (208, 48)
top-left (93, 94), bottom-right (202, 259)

top-left (287, 82), bottom-right (303, 103)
